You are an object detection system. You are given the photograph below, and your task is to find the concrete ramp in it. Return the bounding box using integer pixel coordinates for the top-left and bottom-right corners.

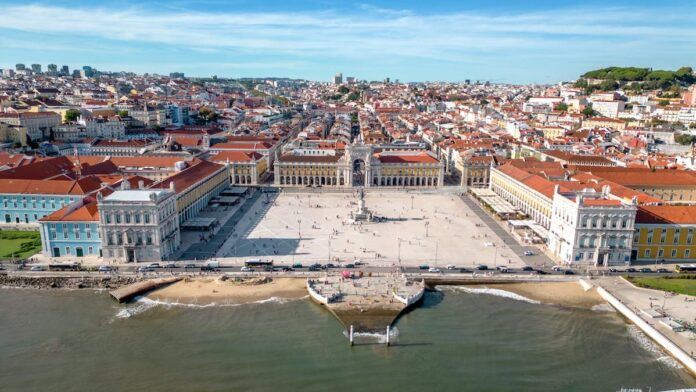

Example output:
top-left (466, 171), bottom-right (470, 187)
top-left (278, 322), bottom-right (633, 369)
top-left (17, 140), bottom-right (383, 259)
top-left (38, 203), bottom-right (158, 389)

top-left (110, 277), bottom-right (182, 303)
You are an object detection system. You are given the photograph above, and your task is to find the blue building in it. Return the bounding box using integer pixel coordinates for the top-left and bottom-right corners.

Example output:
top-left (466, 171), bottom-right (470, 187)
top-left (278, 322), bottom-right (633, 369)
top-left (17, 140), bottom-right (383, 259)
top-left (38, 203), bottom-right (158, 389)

top-left (39, 199), bottom-right (102, 258)
top-left (0, 178), bottom-right (102, 226)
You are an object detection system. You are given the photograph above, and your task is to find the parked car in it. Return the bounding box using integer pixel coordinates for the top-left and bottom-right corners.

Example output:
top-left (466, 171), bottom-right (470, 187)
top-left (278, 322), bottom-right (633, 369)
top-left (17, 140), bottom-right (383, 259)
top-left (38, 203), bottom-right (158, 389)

top-left (496, 266), bottom-right (510, 273)
top-left (608, 268), bottom-right (618, 273)
top-left (446, 264), bottom-right (457, 270)
top-left (428, 267), bottom-right (441, 273)
top-left (292, 263), bottom-right (303, 268)
top-left (419, 264), bottom-right (429, 270)
top-left (626, 268), bottom-right (637, 273)
top-left (459, 268), bottom-right (471, 273)
top-left (281, 266), bottom-right (294, 272)
top-left (563, 270), bottom-right (575, 275)
top-left (639, 268), bottom-right (653, 273)
top-left (535, 269), bottom-right (550, 275)
top-left (552, 266), bottom-right (562, 272)
top-left (325, 263), bottom-right (335, 269)
top-left (344, 264), bottom-right (355, 269)
top-left (30, 265), bottom-right (45, 271)
top-left (164, 262), bottom-right (176, 269)
top-left (184, 263), bottom-right (197, 269)
top-left (310, 263), bottom-right (322, 269)
top-left (353, 260), bottom-right (364, 266)
top-left (475, 264), bottom-right (489, 270)
top-left (523, 250), bottom-right (535, 256)
top-left (98, 265), bottom-right (113, 272)
top-left (522, 266), bottom-right (534, 272)
top-left (308, 266), bottom-right (320, 272)
top-left (200, 266), bottom-right (218, 272)
top-left (147, 263), bottom-right (161, 269)
top-left (241, 266), bottom-right (254, 272)
top-left (137, 266), bottom-right (154, 273)
top-left (656, 268), bottom-right (670, 273)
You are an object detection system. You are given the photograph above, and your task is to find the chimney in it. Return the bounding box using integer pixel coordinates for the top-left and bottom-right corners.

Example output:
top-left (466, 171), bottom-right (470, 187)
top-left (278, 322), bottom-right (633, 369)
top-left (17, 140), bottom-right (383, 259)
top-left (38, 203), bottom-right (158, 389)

top-left (138, 180), bottom-right (144, 189)
top-left (169, 182), bottom-right (176, 192)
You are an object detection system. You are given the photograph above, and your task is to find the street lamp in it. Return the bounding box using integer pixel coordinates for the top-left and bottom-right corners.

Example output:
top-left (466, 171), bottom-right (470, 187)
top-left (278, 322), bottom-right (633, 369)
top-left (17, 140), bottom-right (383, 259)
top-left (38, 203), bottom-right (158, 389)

top-left (411, 195), bottom-right (414, 209)
top-left (297, 219), bottom-right (302, 239)
top-left (425, 221), bottom-right (430, 238)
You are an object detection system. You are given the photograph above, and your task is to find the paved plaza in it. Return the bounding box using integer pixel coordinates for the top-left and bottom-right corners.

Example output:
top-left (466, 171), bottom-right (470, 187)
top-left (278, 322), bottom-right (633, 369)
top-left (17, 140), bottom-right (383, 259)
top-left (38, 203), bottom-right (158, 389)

top-left (215, 190), bottom-right (528, 268)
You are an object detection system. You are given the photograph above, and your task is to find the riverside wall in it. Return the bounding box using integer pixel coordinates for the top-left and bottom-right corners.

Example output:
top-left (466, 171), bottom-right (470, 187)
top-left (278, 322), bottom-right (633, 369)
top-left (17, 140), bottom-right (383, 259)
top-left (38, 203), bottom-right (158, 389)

top-left (597, 286), bottom-right (696, 377)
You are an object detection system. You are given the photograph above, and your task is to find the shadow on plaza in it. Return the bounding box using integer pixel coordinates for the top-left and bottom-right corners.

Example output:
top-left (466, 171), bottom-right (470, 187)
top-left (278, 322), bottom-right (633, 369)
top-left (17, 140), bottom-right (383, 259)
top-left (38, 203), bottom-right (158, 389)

top-left (227, 237), bottom-right (307, 258)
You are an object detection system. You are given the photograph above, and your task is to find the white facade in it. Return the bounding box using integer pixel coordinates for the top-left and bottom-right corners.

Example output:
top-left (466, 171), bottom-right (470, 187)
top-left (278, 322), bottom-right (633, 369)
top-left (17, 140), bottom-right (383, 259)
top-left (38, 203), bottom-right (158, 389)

top-left (591, 100), bottom-right (625, 118)
top-left (548, 187), bottom-right (637, 267)
top-left (97, 186), bottom-right (180, 263)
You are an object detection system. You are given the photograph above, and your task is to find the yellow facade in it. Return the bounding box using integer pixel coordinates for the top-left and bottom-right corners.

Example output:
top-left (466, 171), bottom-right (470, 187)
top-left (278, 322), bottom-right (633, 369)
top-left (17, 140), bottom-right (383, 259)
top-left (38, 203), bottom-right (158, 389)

top-left (632, 225), bottom-right (696, 261)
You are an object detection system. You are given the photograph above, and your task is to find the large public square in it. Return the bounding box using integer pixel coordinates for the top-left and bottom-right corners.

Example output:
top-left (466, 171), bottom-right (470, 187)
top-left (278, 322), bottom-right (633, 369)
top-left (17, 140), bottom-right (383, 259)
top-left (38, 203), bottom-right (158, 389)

top-left (214, 190), bottom-right (527, 269)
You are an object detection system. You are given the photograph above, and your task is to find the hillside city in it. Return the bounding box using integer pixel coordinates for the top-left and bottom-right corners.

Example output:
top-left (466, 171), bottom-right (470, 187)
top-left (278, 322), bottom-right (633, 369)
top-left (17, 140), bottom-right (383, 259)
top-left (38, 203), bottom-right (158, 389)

top-left (0, 63), bottom-right (696, 270)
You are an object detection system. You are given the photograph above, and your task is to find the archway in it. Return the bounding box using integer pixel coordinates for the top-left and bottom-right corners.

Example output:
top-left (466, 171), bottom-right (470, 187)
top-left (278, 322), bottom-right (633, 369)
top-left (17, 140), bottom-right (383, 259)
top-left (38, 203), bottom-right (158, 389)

top-left (352, 159), bottom-right (366, 186)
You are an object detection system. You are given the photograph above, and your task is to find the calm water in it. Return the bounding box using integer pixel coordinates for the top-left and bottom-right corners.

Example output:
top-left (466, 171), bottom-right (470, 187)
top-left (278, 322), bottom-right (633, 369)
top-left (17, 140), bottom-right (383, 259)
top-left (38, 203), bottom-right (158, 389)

top-left (1, 288), bottom-right (694, 392)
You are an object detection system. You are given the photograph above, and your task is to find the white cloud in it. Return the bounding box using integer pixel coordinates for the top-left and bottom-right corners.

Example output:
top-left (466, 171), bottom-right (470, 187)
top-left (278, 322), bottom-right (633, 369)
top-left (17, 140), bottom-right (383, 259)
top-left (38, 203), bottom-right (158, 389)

top-left (0, 4), bottom-right (693, 67)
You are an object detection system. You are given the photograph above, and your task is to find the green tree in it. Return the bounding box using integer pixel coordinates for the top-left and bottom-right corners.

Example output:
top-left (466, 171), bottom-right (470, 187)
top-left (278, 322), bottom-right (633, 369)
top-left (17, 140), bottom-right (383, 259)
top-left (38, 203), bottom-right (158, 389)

top-left (338, 86), bottom-right (349, 94)
top-left (582, 107), bottom-right (597, 117)
top-left (117, 110), bottom-right (129, 117)
top-left (554, 103), bottom-right (568, 112)
top-left (64, 109), bottom-right (81, 123)
top-left (675, 134), bottom-right (696, 145)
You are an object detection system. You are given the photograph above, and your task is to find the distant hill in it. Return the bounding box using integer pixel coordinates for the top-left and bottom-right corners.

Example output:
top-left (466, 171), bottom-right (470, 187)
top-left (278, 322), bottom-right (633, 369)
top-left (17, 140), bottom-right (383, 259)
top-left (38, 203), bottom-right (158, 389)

top-left (576, 66), bottom-right (694, 93)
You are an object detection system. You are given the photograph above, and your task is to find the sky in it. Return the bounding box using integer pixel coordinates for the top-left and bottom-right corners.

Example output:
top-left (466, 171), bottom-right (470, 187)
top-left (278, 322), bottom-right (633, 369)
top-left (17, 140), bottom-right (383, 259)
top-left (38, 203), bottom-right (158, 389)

top-left (0, 0), bottom-right (695, 84)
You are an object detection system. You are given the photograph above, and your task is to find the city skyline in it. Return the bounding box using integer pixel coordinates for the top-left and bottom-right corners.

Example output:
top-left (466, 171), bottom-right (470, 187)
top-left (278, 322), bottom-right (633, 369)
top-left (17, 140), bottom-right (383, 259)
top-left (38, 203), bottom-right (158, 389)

top-left (1, 0), bottom-right (695, 84)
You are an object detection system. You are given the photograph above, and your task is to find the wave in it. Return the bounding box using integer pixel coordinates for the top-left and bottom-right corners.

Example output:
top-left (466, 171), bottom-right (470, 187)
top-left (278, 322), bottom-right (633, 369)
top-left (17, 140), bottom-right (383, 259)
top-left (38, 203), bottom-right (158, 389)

top-left (342, 327), bottom-right (400, 344)
top-left (626, 325), bottom-right (683, 369)
top-left (443, 286), bottom-right (540, 304)
top-left (113, 295), bottom-right (309, 319)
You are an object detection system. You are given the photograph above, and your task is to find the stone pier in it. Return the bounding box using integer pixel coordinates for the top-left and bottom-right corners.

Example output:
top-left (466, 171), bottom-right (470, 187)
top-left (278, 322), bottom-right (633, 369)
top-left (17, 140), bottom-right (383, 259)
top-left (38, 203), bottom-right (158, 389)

top-left (307, 274), bottom-right (425, 333)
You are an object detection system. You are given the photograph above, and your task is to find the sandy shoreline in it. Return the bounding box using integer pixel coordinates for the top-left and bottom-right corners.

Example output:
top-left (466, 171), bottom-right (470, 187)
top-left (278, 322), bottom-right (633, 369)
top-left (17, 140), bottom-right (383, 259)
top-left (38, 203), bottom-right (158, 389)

top-left (147, 277), bottom-right (307, 305)
top-left (147, 277), bottom-right (604, 309)
top-left (468, 281), bottom-right (604, 308)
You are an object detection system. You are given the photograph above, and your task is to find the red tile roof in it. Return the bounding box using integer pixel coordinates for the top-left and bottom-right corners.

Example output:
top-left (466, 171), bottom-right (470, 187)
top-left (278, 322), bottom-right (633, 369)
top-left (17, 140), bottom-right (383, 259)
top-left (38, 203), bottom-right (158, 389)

top-left (636, 205), bottom-right (696, 224)
top-left (0, 177), bottom-right (103, 195)
top-left (40, 200), bottom-right (99, 222)
top-left (150, 159), bottom-right (225, 194)
top-left (376, 152), bottom-right (439, 164)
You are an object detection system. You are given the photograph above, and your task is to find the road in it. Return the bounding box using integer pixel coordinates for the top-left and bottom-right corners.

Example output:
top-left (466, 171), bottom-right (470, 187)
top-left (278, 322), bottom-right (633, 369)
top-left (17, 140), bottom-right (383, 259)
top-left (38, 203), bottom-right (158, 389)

top-left (460, 193), bottom-right (555, 268)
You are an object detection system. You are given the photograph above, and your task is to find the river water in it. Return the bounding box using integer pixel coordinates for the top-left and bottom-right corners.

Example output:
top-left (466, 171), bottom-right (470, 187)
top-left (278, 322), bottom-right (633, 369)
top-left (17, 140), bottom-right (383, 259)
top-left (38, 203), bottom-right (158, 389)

top-left (1, 287), bottom-right (693, 392)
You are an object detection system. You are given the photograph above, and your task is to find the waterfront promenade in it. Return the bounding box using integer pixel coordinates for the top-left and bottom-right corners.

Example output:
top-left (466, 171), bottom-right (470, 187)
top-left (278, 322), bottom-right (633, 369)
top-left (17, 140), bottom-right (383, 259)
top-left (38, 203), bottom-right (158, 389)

top-left (597, 277), bottom-right (696, 357)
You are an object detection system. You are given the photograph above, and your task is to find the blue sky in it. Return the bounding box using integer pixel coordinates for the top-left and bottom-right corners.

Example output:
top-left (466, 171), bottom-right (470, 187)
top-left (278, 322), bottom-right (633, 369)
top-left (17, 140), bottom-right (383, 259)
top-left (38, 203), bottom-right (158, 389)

top-left (0, 0), bottom-right (694, 83)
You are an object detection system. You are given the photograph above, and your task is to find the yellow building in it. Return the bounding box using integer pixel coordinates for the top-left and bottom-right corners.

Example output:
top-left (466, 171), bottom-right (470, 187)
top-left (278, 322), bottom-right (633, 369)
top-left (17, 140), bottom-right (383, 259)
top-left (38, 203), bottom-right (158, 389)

top-left (151, 159), bottom-right (228, 223)
top-left (632, 205), bottom-right (696, 262)
top-left (586, 168), bottom-right (696, 203)
top-left (209, 151), bottom-right (267, 185)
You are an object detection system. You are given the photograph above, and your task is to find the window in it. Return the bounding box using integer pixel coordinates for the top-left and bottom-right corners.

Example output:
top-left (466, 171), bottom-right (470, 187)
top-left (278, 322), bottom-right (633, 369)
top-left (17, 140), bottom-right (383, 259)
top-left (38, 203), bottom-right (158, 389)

top-left (660, 231), bottom-right (666, 244)
top-left (106, 214), bottom-right (112, 224)
top-left (88, 246), bottom-right (93, 254)
top-left (116, 214), bottom-right (121, 224)
top-left (66, 246), bottom-right (71, 255)
top-left (144, 213), bottom-right (150, 224)
top-left (146, 233), bottom-right (153, 245)
top-left (647, 230), bottom-right (653, 244)
top-left (671, 249), bottom-right (677, 258)
top-left (86, 230), bottom-right (91, 239)
top-left (657, 248), bottom-right (664, 258)
top-left (686, 249), bottom-right (691, 258)
top-left (135, 214), bottom-right (141, 224)
top-left (125, 213), bottom-right (131, 224)
top-left (644, 249), bottom-right (651, 258)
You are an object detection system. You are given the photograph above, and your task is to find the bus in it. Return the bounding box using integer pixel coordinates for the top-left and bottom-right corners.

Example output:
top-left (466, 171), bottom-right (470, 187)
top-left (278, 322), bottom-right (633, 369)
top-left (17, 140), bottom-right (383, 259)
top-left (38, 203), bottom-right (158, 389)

top-left (674, 264), bottom-right (696, 273)
top-left (245, 259), bottom-right (273, 267)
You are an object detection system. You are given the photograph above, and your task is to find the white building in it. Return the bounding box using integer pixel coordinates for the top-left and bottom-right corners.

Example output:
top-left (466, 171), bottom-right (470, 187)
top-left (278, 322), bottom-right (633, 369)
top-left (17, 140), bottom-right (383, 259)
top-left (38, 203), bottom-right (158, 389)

top-left (97, 184), bottom-right (180, 263)
top-left (591, 100), bottom-right (625, 118)
top-left (548, 186), bottom-right (637, 267)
